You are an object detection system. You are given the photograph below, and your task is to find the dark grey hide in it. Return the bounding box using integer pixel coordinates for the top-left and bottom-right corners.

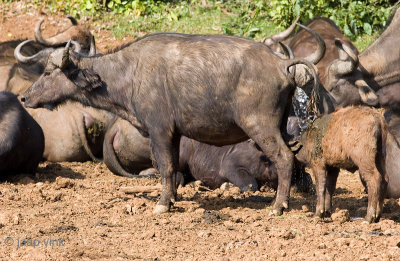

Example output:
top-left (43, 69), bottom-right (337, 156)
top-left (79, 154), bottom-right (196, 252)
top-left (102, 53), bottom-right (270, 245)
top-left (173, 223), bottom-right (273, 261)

top-left (21, 33), bottom-right (319, 215)
top-left (0, 91), bottom-right (44, 175)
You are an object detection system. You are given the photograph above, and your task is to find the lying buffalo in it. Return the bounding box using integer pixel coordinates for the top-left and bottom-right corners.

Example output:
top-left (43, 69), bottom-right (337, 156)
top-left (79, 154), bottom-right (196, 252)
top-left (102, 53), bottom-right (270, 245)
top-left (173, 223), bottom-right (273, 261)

top-left (293, 106), bottom-right (388, 223)
top-left (27, 101), bottom-right (113, 162)
top-left (0, 92), bottom-right (44, 175)
top-left (21, 33), bottom-right (319, 215)
top-left (1, 17), bottom-right (95, 93)
top-left (103, 116), bottom-right (153, 177)
top-left (12, 38), bottom-right (111, 162)
top-left (102, 117), bottom-right (312, 191)
top-left (179, 137), bottom-right (312, 192)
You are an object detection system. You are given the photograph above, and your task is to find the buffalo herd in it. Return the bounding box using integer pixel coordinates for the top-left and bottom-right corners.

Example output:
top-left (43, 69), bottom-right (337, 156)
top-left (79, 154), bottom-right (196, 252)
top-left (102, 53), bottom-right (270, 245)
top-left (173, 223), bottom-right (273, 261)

top-left (1, 8), bottom-right (400, 223)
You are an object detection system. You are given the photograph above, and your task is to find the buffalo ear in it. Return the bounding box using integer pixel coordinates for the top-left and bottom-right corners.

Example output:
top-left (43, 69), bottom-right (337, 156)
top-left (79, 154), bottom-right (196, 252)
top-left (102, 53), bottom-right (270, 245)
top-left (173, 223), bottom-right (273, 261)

top-left (74, 68), bottom-right (103, 91)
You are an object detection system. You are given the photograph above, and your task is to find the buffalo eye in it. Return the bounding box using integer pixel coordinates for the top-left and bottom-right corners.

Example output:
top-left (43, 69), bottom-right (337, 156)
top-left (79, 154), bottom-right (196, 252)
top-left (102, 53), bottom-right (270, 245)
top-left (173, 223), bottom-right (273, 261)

top-left (43, 72), bottom-right (51, 76)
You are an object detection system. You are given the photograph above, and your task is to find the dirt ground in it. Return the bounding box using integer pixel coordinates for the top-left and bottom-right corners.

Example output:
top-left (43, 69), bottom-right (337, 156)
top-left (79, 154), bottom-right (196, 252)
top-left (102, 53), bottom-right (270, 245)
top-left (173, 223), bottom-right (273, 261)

top-left (1, 3), bottom-right (400, 260)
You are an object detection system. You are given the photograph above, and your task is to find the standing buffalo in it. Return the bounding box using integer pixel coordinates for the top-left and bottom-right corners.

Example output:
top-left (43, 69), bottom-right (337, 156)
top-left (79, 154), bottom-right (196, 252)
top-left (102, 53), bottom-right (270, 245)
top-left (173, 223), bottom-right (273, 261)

top-left (0, 92), bottom-right (44, 175)
top-left (293, 106), bottom-right (388, 223)
top-left (21, 33), bottom-right (319, 215)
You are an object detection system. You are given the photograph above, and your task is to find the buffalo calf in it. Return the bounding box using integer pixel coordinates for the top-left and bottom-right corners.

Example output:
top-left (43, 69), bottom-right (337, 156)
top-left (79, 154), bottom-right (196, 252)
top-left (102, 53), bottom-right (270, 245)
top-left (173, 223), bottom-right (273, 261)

top-left (294, 106), bottom-right (388, 223)
top-left (0, 92), bottom-right (44, 175)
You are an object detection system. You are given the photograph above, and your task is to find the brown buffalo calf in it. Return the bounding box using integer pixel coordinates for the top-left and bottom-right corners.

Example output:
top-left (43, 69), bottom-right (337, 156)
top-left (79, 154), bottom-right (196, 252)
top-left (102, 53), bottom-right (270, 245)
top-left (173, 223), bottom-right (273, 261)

top-left (294, 106), bottom-right (388, 223)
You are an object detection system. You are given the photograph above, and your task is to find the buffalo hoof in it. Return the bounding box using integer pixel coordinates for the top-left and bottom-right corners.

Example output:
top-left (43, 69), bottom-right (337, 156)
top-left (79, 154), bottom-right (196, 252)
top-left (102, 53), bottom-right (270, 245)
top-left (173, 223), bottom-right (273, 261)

top-left (153, 204), bottom-right (170, 214)
top-left (269, 200), bottom-right (289, 216)
top-left (365, 208), bottom-right (380, 223)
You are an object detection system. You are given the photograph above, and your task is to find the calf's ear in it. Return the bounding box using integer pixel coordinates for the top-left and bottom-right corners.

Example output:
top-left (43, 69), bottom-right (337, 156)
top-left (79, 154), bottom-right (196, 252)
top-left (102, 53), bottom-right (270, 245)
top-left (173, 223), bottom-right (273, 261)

top-left (74, 68), bottom-right (103, 91)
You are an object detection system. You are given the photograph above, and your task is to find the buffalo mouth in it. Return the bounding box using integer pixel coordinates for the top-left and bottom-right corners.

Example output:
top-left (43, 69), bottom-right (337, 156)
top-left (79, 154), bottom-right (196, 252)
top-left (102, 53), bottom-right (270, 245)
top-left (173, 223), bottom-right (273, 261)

top-left (20, 96), bottom-right (57, 111)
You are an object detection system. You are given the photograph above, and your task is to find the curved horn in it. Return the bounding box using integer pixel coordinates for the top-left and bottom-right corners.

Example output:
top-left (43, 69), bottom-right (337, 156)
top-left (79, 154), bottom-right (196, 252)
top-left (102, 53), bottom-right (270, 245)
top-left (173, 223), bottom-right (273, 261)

top-left (70, 40), bottom-right (82, 54)
top-left (296, 23), bottom-right (326, 65)
top-left (279, 42), bottom-right (294, 59)
top-left (35, 17), bottom-right (79, 47)
top-left (66, 16), bottom-right (78, 26)
top-left (14, 40), bottom-right (41, 64)
top-left (61, 40), bottom-right (71, 69)
top-left (88, 35), bottom-right (96, 56)
top-left (329, 39), bottom-right (359, 76)
top-left (263, 17), bottom-right (300, 47)
top-left (35, 19), bottom-right (56, 46)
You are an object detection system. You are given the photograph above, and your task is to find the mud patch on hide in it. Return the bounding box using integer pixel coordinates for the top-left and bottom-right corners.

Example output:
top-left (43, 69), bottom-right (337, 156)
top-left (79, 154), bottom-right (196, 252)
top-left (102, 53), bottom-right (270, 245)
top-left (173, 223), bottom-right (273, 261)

top-left (308, 114), bottom-right (332, 160)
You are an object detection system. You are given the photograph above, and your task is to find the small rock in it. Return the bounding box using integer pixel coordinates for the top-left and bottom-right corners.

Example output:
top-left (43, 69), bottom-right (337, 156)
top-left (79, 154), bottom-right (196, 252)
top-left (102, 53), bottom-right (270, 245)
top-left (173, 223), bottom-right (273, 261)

top-left (35, 182), bottom-right (44, 188)
top-left (384, 229), bottom-right (397, 236)
top-left (331, 209), bottom-right (350, 223)
top-left (230, 186), bottom-right (241, 194)
top-left (281, 230), bottom-right (296, 240)
top-left (318, 243), bottom-right (327, 249)
top-left (194, 208), bottom-right (205, 215)
top-left (12, 214), bottom-right (21, 225)
top-left (220, 182), bottom-right (233, 191)
top-left (125, 204), bottom-right (133, 215)
top-left (197, 231), bottom-right (211, 238)
top-left (301, 204), bottom-right (310, 212)
top-left (55, 177), bottom-right (74, 189)
top-left (334, 238), bottom-right (350, 247)
top-left (0, 213), bottom-right (10, 227)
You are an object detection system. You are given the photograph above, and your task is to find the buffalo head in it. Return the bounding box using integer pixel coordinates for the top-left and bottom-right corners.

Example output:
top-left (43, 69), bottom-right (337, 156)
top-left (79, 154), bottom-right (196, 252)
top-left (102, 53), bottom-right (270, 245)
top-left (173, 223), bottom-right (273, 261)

top-left (324, 39), bottom-right (378, 107)
top-left (21, 40), bottom-right (102, 110)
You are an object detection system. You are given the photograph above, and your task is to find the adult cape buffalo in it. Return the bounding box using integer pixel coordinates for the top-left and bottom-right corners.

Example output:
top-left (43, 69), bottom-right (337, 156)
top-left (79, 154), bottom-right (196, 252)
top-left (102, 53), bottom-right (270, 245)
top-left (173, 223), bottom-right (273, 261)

top-left (21, 33), bottom-right (319, 215)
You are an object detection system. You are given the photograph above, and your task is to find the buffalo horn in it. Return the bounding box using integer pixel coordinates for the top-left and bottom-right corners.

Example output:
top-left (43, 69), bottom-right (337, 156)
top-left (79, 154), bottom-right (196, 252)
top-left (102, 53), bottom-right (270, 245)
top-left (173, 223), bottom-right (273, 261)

top-left (14, 40), bottom-right (40, 64)
top-left (295, 23), bottom-right (326, 65)
top-left (263, 17), bottom-right (300, 47)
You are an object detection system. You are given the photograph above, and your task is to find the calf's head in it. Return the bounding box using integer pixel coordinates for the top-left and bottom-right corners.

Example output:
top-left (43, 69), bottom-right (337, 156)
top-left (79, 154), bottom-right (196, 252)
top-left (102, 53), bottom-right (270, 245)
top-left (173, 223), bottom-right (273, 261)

top-left (21, 41), bottom-right (102, 110)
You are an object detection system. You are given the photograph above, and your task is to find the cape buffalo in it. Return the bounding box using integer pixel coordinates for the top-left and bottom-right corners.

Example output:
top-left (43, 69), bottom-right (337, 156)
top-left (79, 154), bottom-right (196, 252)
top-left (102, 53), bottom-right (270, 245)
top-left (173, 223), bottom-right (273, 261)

top-left (102, 116), bottom-right (312, 191)
top-left (0, 92), bottom-right (44, 175)
top-left (293, 106), bottom-right (388, 223)
top-left (27, 102), bottom-right (113, 162)
top-left (21, 33), bottom-right (319, 215)
top-left (103, 116), bottom-right (154, 177)
top-left (1, 17), bottom-right (95, 93)
top-left (325, 7), bottom-right (400, 109)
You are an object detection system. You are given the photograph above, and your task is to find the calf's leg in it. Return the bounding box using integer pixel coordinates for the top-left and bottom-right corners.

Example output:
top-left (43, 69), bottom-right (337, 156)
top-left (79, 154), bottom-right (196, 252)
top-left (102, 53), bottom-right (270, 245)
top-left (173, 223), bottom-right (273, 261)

top-left (359, 166), bottom-right (384, 223)
top-left (324, 167), bottom-right (339, 217)
top-left (312, 162), bottom-right (327, 218)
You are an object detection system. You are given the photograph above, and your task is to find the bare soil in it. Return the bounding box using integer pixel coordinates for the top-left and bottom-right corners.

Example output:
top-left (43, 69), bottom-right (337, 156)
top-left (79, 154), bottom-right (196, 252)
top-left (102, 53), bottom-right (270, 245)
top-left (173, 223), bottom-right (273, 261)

top-left (1, 3), bottom-right (400, 260)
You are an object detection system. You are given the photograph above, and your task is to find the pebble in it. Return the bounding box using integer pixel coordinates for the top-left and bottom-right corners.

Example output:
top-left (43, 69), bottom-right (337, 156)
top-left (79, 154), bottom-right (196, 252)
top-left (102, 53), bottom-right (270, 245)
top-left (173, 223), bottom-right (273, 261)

top-left (331, 209), bottom-right (350, 223)
top-left (301, 204), bottom-right (310, 212)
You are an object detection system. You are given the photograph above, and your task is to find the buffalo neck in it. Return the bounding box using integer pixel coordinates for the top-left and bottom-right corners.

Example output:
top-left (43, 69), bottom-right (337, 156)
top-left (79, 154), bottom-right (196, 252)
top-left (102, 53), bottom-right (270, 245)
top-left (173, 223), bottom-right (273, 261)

top-left (76, 51), bottom-right (143, 129)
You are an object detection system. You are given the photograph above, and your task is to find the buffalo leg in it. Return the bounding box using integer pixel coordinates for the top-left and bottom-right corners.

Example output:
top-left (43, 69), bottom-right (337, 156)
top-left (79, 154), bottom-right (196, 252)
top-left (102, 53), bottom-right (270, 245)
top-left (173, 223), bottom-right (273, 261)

top-left (359, 166), bottom-right (385, 223)
top-left (240, 124), bottom-right (293, 215)
top-left (324, 167), bottom-right (339, 217)
top-left (151, 132), bottom-right (180, 214)
top-left (312, 162), bottom-right (327, 218)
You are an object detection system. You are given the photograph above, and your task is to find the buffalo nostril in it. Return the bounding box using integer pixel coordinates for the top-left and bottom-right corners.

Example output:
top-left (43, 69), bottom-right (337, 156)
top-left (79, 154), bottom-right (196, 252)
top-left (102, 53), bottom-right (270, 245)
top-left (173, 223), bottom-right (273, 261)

top-left (20, 96), bottom-right (26, 103)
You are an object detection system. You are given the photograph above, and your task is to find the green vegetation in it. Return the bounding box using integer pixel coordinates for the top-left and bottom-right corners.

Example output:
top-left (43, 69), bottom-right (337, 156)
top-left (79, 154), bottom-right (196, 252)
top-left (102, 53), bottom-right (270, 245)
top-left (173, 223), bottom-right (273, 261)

top-left (268, 0), bottom-right (398, 39)
top-left (2, 0), bottom-right (399, 50)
